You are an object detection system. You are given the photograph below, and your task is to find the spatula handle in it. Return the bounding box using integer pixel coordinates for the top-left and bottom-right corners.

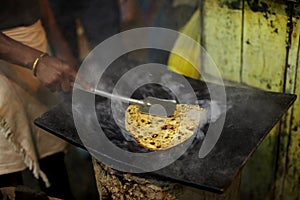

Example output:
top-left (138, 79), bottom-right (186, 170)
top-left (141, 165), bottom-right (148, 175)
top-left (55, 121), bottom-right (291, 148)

top-left (93, 88), bottom-right (145, 105)
top-left (73, 82), bottom-right (145, 105)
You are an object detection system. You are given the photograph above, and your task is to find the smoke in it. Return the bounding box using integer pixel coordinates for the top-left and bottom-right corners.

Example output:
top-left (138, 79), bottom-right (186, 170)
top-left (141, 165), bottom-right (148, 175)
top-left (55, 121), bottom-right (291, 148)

top-left (74, 53), bottom-right (228, 152)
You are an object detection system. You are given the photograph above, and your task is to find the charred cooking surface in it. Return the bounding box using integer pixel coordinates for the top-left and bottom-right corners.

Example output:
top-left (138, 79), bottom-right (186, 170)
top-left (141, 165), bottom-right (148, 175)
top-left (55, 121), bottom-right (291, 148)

top-left (35, 76), bottom-right (296, 193)
top-left (54, 81), bottom-right (208, 153)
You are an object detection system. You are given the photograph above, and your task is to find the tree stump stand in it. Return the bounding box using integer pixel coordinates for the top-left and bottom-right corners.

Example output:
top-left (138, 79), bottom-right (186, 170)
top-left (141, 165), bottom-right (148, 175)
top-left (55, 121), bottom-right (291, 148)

top-left (92, 159), bottom-right (241, 200)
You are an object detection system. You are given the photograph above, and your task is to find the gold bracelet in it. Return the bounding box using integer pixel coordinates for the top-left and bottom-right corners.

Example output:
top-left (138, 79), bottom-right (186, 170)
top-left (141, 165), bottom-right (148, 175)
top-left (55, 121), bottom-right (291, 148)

top-left (32, 52), bottom-right (48, 77)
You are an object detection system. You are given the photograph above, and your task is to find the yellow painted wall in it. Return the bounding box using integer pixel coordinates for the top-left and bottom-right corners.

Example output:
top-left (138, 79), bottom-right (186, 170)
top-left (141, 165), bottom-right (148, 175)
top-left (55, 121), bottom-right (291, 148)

top-left (200, 0), bottom-right (300, 199)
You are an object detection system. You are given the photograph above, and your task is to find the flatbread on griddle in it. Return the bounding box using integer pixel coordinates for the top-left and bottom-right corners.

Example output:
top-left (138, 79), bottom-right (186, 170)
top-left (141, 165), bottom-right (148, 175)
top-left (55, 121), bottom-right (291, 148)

top-left (125, 104), bottom-right (205, 150)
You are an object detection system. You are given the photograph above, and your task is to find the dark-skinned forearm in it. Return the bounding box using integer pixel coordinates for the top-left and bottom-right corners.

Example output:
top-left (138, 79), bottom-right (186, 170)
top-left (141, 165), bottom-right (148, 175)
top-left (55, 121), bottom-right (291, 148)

top-left (0, 32), bottom-right (43, 70)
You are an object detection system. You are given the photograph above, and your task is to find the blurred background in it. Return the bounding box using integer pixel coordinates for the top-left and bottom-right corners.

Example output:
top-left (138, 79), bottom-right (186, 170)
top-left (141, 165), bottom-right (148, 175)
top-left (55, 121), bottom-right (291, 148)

top-left (20, 0), bottom-right (300, 199)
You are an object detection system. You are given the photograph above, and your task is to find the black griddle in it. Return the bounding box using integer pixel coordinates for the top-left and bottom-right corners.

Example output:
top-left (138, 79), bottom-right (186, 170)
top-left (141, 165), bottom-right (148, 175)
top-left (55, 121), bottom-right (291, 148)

top-left (34, 77), bottom-right (296, 193)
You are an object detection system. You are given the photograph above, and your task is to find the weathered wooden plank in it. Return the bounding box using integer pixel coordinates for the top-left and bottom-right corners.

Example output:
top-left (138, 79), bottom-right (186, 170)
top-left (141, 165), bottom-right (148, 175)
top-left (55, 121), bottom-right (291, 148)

top-left (240, 1), bottom-right (288, 199)
top-left (202, 0), bottom-right (243, 82)
top-left (201, 1), bottom-right (300, 199)
top-left (274, 5), bottom-right (300, 198)
top-left (274, 3), bottom-right (300, 199)
top-left (242, 0), bottom-right (287, 91)
top-left (277, 104), bottom-right (300, 199)
top-left (283, 67), bottom-right (300, 199)
top-left (240, 125), bottom-right (280, 200)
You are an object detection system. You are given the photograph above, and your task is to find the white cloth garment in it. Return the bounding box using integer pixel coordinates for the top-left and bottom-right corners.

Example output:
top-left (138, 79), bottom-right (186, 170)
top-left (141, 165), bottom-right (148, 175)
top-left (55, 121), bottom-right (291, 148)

top-left (0, 20), bottom-right (67, 186)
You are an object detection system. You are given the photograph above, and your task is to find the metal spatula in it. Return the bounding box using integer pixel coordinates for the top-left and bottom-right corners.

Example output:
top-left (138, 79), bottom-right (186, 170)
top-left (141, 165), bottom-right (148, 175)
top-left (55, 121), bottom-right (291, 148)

top-left (74, 83), bottom-right (177, 117)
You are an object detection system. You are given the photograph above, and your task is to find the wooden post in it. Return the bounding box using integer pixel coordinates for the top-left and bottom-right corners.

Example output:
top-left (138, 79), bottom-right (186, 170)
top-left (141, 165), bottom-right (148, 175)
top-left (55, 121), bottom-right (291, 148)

top-left (92, 159), bottom-right (241, 200)
top-left (201, 0), bottom-right (300, 199)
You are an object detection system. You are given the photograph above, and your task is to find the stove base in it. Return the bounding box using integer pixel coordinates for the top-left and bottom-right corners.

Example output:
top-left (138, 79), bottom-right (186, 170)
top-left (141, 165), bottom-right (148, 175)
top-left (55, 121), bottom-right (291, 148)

top-left (92, 159), bottom-right (241, 200)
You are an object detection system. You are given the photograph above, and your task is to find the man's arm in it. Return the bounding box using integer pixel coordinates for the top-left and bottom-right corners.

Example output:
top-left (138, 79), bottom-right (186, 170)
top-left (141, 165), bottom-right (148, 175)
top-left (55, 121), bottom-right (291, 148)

top-left (0, 32), bottom-right (76, 92)
top-left (0, 32), bottom-right (42, 69)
